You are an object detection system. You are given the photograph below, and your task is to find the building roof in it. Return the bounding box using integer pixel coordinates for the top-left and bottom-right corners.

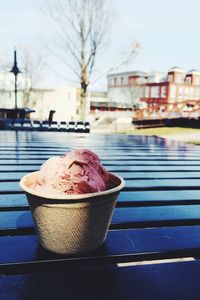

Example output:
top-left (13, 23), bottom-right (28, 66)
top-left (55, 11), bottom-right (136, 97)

top-left (107, 70), bottom-right (148, 78)
top-left (168, 66), bottom-right (185, 73)
top-left (147, 71), bottom-right (166, 83)
top-left (186, 69), bottom-right (200, 75)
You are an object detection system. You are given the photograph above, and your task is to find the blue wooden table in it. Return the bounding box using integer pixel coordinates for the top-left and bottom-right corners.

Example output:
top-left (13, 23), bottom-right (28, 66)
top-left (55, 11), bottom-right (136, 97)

top-left (1, 131), bottom-right (200, 300)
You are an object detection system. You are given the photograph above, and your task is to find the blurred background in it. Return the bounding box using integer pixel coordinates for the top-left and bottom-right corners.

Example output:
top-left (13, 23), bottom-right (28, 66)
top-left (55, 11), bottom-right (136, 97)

top-left (0, 0), bottom-right (200, 142)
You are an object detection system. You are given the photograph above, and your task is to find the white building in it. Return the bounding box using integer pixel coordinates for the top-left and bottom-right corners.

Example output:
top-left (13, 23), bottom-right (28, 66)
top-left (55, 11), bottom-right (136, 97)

top-left (0, 82), bottom-right (108, 122)
top-left (146, 71), bottom-right (166, 83)
top-left (107, 71), bottom-right (148, 109)
top-left (0, 69), bottom-right (110, 122)
top-left (31, 87), bottom-right (80, 121)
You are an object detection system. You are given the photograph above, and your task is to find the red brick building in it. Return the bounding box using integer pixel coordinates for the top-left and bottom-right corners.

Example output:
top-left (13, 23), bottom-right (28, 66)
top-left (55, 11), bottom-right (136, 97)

top-left (140, 67), bottom-right (200, 118)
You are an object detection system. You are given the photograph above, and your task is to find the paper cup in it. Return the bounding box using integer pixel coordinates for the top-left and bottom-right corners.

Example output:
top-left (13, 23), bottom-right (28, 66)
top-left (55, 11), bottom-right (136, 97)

top-left (19, 172), bottom-right (125, 255)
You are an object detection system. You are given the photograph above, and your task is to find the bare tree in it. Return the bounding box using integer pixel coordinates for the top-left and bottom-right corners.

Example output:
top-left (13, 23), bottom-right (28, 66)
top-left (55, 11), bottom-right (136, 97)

top-left (42, 0), bottom-right (141, 121)
top-left (0, 49), bottom-right (46, 110)
top-left (19, 47), bottom-right (46, 108)
top-left (0, 61), bottom-right (11, 108)
top-left (123, 83), bottom-right (145, 112)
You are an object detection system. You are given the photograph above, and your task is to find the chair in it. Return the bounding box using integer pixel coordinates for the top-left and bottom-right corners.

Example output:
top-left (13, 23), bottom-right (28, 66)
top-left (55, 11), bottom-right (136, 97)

top-left (41, 121), bottom-right (50, 131)
top-left (50, 121), bottom-right (58, 131)
top-left (48, 110), bottom-right (56, 123)
top-left (22, 119), bottom-right (32, 131)
top-left (68, 121), bottom-right (76, 132)
top-left (32, 120), bottom-right (41, 131)
top-left (76, 121), bottom-right (85, 133)
top-left (13, 119), bottom-right (23, 130)
top-left (59, 121), bottom-right (67, 132)
top-left (85, 122), bottom-right (90, 133)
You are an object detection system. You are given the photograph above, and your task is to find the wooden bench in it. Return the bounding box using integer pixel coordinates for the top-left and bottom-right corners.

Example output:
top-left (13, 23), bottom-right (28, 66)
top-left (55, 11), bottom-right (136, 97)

top-left (0, 131), bottom-right (200, 299)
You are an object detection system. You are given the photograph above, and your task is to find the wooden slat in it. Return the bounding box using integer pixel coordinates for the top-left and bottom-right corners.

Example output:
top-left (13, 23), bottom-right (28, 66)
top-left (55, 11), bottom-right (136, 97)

top-left (3, 190), bottom-right (200, 210)
top-left (1, 226), bottom-right (200, 274)
top-left (0, 166), bottom-right (37, 172)
top-left (2, 159), bottom-right (200, 165)
top-left (1, 144), bottom-right (199, 151)
top-left (113, 206), bottom-right (200, 227)
top-left (1, 205), bottom-right (200, 231)
top-left (0, 194), bottom-right (27, 208)
top-left (2, 170), bottom-right (200, 182)
top-left (118, 190), bottom-right (200, 203)
top-left (117, 171), bottom-right (200, 179)
top-left (2, 150), bottom-right (200, 158)
top-left (109, 165), bottom-right (200, 171)
top-left (2, 151), bottom-right (200, 158)
top-left (2, 154), bottom-right (200, 160)
top-left (2, 165), bottom-right (200, 172)
top-left (0, 260), bottom-right (200, 300)
top-left (0, 172), bottom-right (29, 181)
top-left (1, 131), bottom-right (200, 300)
top-left (3, 178), bottom-right (200, 193)
top-left (124, 179), bottom-right (200, 189)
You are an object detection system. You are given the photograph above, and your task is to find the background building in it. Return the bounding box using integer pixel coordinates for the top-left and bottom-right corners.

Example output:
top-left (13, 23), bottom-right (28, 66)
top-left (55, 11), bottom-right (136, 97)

top-left (107, 67), bottom-right (200, 120)
top-left (31, 87), bottom-right (80, 121)
top-left (0, 79), bottom-right (107, 122)
top-left (1, 66), bottom-right (200, 123)
top-left (107, 71), bottom-right (147, 110)
top-left (141, 67), bottom-right (200, 119)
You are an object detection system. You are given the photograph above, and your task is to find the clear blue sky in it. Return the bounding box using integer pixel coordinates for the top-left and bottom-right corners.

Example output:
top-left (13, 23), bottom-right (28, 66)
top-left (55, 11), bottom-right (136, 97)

top-left (0, 0), bottom-right (200, 90)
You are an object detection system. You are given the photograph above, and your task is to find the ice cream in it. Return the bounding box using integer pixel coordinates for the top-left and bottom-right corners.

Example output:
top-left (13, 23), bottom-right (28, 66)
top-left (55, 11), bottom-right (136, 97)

top-left (20, 148), bottom-right (125, 254)
top-left (33, 149), bottom-right (115, 195)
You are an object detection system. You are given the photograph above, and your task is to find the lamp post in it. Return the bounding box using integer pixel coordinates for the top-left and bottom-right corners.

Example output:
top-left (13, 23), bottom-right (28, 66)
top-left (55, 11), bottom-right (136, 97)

top-left (10, 49), bottom-right (21, 110)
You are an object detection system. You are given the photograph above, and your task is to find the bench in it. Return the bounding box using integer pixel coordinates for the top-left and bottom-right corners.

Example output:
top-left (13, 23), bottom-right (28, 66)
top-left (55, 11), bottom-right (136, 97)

top-left (0, 131), bottom-right (200, 299)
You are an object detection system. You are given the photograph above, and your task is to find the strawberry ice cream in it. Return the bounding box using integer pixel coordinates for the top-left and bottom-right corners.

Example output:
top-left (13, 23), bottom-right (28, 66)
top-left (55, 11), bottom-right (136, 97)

top-left (34, 149), bottom-right (114, 195)
top-left (20, 149), bottom-right (125, 254)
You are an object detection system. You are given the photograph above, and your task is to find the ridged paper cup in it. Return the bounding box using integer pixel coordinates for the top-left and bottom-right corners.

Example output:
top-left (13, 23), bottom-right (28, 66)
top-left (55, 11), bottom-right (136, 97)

top-left (19, 171), bottom-right (125, 255)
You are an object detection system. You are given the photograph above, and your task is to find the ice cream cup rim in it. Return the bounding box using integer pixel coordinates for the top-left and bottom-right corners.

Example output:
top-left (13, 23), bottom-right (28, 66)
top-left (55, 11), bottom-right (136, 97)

top-left (19, 171), bottom-right (125, 200)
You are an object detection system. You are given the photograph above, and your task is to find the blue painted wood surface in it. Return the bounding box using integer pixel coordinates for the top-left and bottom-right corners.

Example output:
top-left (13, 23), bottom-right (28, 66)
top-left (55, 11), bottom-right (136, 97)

top-left (1, 131), bottom-right (200, 299)
top-left (0, 261), bottom-right (200, 300)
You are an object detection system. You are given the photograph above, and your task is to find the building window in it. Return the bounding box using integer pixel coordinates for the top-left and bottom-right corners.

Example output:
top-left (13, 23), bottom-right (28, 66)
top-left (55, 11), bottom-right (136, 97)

top-left (121, 77), bottom-right (124, 85)
top-left (123, 76), bottom-right (128, 85)
top-left (168, 74), bottom-right (173, 82)
top-left (139, 77), bottom-right (146, 84)
top-left (184, 87), bottom-right (189, 99)
top-left (178, 87), bottom-right (184, 99)
top-left (194, 87), bottom-right (200, 99)
top-left (169, 86), bottom-right (176, 99)
top-left (193, 76), bottom-right (200, 85)
top-left (114, 78), bottom-right (117, 86)
top-left (150, 86), bottom-right (159, 98)
top-left (145, 86), bottom-right (150, 98)
top-left (161, 86), bottom-right (167, 98)
top-left (185, 76), bottom-right (191, 84)
top-left (175, 73), bottom-right (183, 84)
top-left (188, 87), bottom-right (194, 99)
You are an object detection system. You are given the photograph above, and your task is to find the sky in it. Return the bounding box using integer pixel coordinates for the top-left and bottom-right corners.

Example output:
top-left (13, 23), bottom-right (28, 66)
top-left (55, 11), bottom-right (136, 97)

top-left (0, 0), bottom-right (200, 91)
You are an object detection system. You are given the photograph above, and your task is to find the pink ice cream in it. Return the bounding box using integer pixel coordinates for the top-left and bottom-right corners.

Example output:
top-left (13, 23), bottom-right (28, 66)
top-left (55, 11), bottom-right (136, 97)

top-left (34, 149), bottom-right (113, 195)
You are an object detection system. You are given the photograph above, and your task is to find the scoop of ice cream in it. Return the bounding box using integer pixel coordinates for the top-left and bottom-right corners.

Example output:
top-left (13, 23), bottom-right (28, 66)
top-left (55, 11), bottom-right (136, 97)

top-left (34, 149), bottom-right (112, 195)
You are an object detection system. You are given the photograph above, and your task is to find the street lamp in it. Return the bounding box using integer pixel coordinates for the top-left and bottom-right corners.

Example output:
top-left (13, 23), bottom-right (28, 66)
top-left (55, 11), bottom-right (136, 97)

top-left (10, 49), bottom-right (21, 110)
